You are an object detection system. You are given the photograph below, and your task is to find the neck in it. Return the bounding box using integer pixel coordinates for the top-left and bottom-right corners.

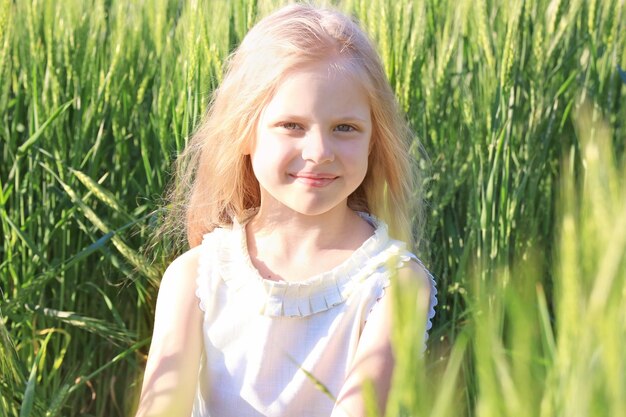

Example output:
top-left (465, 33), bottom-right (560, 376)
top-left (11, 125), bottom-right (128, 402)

top-left (247, 204), bottom-right (360, 251)
top-left (244, 203), bottom-right (375, 282)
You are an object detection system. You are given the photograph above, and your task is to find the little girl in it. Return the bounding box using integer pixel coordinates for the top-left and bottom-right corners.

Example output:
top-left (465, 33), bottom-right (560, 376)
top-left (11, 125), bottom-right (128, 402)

top-left (136, 4), bottom-right (436, 417)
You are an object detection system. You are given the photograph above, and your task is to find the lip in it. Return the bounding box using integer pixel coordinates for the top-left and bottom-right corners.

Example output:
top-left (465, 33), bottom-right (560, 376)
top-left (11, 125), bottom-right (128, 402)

top-left (290, 172), bottom-right (338, 187)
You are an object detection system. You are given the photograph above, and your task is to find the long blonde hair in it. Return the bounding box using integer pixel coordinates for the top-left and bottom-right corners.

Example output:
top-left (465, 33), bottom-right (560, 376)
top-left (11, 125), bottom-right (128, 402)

top-left (163, 3), bottom-right (420, 250)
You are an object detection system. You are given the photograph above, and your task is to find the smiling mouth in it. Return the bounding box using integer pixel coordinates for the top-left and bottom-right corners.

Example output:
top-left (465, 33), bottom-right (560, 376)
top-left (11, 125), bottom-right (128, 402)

top-left (290, 173), bottom-right (338, 187)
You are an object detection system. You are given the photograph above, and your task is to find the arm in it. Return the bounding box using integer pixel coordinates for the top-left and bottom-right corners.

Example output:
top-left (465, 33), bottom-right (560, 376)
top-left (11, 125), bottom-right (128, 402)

top-left (330, 261), bottom-right (432, 417)
top-left (135, 247), bottom-right (204, 417)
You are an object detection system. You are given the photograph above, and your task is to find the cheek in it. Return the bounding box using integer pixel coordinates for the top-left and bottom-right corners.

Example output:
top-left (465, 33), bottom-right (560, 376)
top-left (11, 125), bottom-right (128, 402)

top-left (357, 143), bottom-right (372, 180)
top-left (344, 140), bottom-right (370, 164)
top-left (250, 138), bottom-right (287, 178)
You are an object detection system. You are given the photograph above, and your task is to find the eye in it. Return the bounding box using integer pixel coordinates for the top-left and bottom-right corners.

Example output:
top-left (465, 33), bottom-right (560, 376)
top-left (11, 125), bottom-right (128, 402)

top-left (335, 124), bottom-right (356, 132)
top-left (280, 122), bottom-right (302, 130)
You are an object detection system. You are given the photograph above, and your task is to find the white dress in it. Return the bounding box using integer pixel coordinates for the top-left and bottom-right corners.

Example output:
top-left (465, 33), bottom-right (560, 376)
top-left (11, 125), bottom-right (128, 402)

top-left (192, 213), bottom-right (437, 417)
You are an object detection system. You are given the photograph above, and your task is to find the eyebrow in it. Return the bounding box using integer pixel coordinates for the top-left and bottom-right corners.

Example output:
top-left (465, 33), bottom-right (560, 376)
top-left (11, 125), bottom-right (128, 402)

top-left (271, 114), bottom-right (370, 123)
top-left (334, 116), bottom-right (370, 123)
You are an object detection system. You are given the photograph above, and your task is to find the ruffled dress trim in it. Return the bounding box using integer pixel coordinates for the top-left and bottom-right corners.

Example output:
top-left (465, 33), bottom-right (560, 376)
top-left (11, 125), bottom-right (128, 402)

top-left (196, 211), bottom-right (437, 326)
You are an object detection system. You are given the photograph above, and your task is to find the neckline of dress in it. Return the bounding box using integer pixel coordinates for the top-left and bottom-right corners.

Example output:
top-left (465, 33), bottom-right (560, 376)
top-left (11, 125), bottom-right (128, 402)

top-left (208, 210), bottom-right (404, 317)
top-left (231, 210), bottom-right (388, 287)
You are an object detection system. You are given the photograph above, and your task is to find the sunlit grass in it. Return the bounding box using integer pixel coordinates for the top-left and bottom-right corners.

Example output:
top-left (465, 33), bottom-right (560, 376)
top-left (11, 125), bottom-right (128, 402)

top-left (0, 0), bottom-right (624, 416)
top-left (386, 101), bottom-right (626, 417)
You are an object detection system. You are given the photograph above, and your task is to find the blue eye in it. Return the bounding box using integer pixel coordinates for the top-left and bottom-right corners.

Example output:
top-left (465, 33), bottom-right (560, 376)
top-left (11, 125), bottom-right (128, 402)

top-left (335, 124), bottom-right (355, 132)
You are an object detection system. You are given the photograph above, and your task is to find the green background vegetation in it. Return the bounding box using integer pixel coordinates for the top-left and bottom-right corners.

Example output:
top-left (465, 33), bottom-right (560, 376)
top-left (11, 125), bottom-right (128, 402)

top-left (1, 0), bottom-right (624, 416)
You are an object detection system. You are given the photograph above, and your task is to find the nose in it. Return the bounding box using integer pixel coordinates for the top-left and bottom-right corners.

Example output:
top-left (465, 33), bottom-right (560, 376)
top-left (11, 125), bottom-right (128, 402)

top-left (301, 129), bottom-right (334, 163)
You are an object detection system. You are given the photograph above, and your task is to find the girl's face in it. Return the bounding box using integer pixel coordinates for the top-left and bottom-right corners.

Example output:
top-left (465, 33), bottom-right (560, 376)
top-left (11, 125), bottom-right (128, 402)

top-left (250, 61), bottom-right (372, 218)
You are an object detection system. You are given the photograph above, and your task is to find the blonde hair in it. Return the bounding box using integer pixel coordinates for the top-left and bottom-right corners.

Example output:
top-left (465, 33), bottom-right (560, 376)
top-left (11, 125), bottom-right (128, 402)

top-left (163, 3), bottom-right (420, 251)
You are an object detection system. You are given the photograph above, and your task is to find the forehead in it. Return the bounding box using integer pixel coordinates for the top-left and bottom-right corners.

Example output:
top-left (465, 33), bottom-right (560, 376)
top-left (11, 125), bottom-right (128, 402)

top-left (263, 60), bottom-right (371, 117)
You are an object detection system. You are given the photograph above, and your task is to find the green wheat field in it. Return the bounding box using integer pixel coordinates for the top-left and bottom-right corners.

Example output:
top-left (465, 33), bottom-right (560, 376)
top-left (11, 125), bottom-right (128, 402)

top-left (1, 0), bottom-right (625, 416)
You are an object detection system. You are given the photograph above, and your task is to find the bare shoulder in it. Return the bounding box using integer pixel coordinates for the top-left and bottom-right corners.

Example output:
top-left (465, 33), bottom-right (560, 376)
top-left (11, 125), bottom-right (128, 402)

top-left (396, 257), bottom-right (432, 294)
top-left (136, 244), bottom-right (205, 417)
top-left (159, 244), bottom-right (204, 289)
top-left (150, 245), bottom-right (206, 327)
